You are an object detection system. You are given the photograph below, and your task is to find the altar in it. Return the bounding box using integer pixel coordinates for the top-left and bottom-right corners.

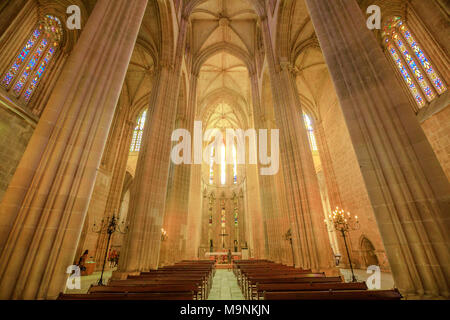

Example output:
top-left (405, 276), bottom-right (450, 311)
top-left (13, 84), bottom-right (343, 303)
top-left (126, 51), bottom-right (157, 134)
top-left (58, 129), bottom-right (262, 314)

top-left (205, 251), bottom-right (242, 264)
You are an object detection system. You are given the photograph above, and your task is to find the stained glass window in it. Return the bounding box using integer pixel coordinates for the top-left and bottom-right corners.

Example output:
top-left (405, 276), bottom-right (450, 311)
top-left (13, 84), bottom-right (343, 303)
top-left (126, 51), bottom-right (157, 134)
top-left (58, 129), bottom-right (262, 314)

top-left (233, 145), bottom-right (237, 184)
top-left (382, 17), bottom-right (446, 109)
top-left (209, 147), bottom-right (214, 184)
top-left (220, 143), bottom-right (226, 185)
top-left (398, 22), bottom-right (446, 94)
top-left (221, 208), bottom-right (226, 227)
top-left (130, 110), bottom-right (147, 152)
top-left (1, 15), bottom-right (62, 104)
top-left (303, 113), bottom-right (318, 151)
top-left (1, 29), bottom-right (41, 88)
top-left (386, 42), bottom-right (425, 107)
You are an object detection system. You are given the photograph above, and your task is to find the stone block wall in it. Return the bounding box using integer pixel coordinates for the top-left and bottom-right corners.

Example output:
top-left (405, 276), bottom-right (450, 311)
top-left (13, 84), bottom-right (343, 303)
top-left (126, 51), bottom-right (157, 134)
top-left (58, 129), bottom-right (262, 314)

top-left (421, 106), bottom-right (450, 181)
top-left (0, 106), bottom-right (34, 202)
top-left (321, 99), bottom-right (389, 271)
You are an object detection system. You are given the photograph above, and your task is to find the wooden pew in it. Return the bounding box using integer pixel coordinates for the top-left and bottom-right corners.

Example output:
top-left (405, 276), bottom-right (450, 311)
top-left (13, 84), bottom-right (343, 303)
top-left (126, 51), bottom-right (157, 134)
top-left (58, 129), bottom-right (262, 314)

top-left (58, 292), bottom-right (194, 300)
top-left (126, 275), bottom-right (210, 298)
top-left (243, 273), bottom-right (326, 298)
top-left (254, 282), bottom-right (367, 300)
top-left (58, 260), bottom-right (215, 300)
top-left (264, 289), bottom-right (403, 300)
top-left (89, 284), bottom-right (199, 299)
top-left (127, 273), bottom-right (210, 298)
top-left (245, 275), bottom-right (339, 300)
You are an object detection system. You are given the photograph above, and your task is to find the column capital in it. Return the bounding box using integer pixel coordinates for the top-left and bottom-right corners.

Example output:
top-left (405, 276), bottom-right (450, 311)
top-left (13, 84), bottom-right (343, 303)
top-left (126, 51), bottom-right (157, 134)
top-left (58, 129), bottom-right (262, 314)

top-left (159, 61), bottom-right (174, 71)
top-left (260, 114), bottom-right (267, 124)
top-left (126, 119), bottom-right (136, 128)
top-left (191, 70), bottom-right (200, 79)
top-left (279, 60), bottom-right (299, 76)
top-left (181, 13), bottom-right (190, 22)
top-left (175, 114), bottom-right (187, 124)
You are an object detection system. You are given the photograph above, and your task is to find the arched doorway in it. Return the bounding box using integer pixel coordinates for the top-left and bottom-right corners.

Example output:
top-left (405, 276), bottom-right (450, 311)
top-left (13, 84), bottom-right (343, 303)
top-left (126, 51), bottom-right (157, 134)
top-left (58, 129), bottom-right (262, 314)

top-left (360, 237), bottom-right (379, 267)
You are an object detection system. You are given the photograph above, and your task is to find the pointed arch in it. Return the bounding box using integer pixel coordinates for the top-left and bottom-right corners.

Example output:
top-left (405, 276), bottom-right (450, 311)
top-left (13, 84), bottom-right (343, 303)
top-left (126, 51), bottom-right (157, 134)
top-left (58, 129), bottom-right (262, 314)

top-left (193, 42), bottom-right (256, 76)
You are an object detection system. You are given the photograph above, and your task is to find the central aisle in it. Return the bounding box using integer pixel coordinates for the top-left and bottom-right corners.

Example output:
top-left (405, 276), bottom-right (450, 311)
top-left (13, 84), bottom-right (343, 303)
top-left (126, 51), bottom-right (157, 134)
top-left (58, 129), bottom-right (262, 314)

top-left (208, 269), bottom-right (245, 300)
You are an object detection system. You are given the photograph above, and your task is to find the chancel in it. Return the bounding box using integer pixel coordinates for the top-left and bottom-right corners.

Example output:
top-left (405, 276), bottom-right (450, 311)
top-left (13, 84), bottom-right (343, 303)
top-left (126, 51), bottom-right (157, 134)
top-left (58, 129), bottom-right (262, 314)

top-left (0, 0), bottom-right (448, 302)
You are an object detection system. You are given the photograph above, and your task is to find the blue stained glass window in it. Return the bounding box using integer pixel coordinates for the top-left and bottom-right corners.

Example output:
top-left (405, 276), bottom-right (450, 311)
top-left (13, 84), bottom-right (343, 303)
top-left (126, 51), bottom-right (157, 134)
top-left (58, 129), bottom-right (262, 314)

top-left (383, 17), bottom-right (446, 109)
top-left (1, 15), bottom-right (62, 104)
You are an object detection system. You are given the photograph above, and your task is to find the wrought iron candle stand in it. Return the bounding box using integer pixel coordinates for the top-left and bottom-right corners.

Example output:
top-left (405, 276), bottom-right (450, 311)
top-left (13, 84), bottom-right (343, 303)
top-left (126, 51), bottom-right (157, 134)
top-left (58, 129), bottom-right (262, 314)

top-left (284, 228), bottom-right (296, 267)
top-left (325, 206), bottom-right (360, 282)
top-left (92, 212), bottom-right (128, 286)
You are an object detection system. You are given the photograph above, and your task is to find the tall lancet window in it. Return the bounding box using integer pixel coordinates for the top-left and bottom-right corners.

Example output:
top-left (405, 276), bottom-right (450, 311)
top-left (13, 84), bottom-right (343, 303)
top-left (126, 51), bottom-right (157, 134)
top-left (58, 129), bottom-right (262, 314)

top-left (209, 147), bottom-right (214, 184)
top-left (220, 143), bottom-right (226, 185)
top-left (1, 15), bottom-right (63, 104)
top-left (303, 113), bottom-right (318, 151)
top-left (233, 145), bottom-right (237, 184)
top-left (383, 17), bottom-right (447, 109)
top-left (130, 110), bottom-right (147, 152)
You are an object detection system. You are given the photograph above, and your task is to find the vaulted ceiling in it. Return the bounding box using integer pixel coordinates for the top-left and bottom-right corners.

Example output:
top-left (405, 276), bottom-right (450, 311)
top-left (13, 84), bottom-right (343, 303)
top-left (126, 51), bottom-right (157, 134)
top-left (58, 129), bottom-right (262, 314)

top-left (192, 0), bottom-right (257, 129)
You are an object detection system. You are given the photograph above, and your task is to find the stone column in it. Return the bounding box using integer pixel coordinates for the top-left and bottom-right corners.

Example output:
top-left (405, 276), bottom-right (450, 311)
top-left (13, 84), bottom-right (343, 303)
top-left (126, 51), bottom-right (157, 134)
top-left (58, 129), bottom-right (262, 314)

top-left (409, 0), bottom-right (450, 58)
top-left (185, 156), bottom-right (203, 259)
top-left (160, 118), bottom-right (190, 266)
top-left (305, 0), bottom-right (450, 298)
top-left (184, 72), bottom-right (205, 261)
top-left (260, 15), bottom-right (336, 273)
top-left (118, 17), bottom-right (189, 273)
top-left (0, 0), bottom-right (147, 299)
top-left (94, 113), bottom-right (135, 270)
top-left (245, 73), bottom-right (268, 260)
top-left (161, 71), bottom-right (199, 266)
top-left (0, 0), bottom-right (28, 37)
top-left (315, 119), bottom-right (342, 209)
top-left (315, 119), bottom-right (343, 258)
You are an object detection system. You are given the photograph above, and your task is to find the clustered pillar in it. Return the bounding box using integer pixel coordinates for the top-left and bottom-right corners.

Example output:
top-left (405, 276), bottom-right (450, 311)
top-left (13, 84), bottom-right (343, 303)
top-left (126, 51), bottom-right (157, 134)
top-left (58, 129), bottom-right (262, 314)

top-left (117, 16), bottom-right (190, 273)
top-left (259, 15), bottom-right (337, 274)
top-left (0, 0), bottom-right (147, 299)
top-left (305, 0), bottom-right (450, 298)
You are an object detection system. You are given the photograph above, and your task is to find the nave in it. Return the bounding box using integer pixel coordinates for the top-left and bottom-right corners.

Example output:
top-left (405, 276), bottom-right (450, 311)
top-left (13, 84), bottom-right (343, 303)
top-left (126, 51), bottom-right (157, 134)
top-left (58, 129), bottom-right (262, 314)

top-left (0, 0), bottom-right (448, 301)
top-left (58, 260), bottom-right (401, 301)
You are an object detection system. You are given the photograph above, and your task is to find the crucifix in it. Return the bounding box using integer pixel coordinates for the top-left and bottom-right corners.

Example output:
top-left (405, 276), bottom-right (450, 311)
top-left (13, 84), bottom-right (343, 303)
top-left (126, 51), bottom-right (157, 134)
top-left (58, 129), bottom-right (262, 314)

top-left (219, 231), bottom-right (229, 249)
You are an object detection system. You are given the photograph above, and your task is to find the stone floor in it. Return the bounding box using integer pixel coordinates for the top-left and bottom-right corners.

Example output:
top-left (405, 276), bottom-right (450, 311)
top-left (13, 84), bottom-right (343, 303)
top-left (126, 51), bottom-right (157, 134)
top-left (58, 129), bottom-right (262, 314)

top-left (64, 270), bottom-right (113, 294)
top-left (208, 269), bottom-right (245, 300)
top-left (340, 268), bottom-right (394, 289)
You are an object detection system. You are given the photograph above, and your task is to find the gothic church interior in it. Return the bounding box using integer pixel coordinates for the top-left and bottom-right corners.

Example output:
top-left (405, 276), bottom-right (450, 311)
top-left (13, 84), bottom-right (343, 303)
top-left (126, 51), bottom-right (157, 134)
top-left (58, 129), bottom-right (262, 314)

top-left (0, 0), bottom-right (448, 301)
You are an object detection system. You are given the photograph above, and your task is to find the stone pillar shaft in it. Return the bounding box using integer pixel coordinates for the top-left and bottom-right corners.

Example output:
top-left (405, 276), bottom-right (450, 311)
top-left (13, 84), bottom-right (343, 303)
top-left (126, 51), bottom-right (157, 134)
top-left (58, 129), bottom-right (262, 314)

top-left (0, 0), bottom-right (147, 299)
top-left (161, 72), bottom-right (200, 266)
top-left (246, 73), bottom-right (268, 260)
top-left (305, 0), bottom-right (450, 298)
top-left (94, 113), bottom-right (134, 270)
top-left (119, 17), bottom-right (189, 272)
top-left (260, 16), bottom-right (335, 273)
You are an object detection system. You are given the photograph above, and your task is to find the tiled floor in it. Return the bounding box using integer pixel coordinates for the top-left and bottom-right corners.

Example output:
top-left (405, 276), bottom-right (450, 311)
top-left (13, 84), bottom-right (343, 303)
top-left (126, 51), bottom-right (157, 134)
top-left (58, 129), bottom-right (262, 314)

top-left (208, 270), bottom-right (245, 300)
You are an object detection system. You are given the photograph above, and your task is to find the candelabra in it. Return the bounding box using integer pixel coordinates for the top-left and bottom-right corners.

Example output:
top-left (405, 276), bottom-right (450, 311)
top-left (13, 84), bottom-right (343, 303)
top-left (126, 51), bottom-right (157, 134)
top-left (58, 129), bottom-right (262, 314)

top-left (324, 206), bottom-right (360, 282)
top-left (92, 212), bottom-right (128, 286)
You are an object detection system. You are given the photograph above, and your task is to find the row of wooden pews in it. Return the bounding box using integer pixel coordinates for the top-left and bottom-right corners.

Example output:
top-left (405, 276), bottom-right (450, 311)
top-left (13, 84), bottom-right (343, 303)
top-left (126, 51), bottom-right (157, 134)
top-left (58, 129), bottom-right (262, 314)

top-left (58, 260), bottom-right (215, 300)
top-left (233, 260), bottom-right (402, 300)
